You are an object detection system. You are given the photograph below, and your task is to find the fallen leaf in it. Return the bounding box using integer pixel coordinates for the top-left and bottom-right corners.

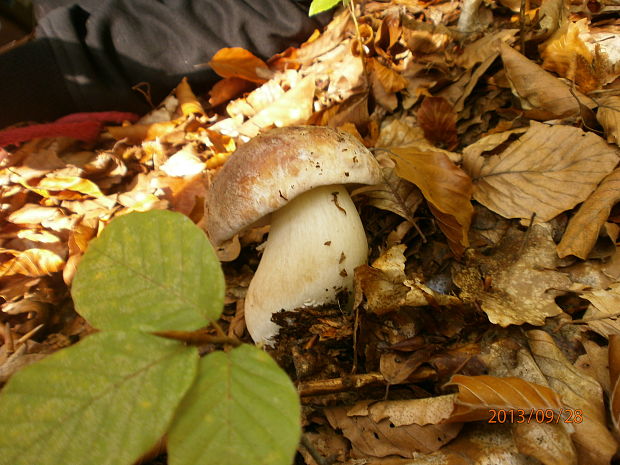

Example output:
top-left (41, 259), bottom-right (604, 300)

top-left (325, 400), bottom-right (461, 457)
top-left (208, 77), bottom-right (254, 107)
top-left (239, 75), bottom-right (316, 137)
top-left (351, 152), bottom-right (423, 224)
top-left (208, 47), bottom-right (270, 84)
top-left (387, 146), bottom-right (473, 250)
top-left (558, 168), bottom-right (620, 259)
top-left (465, 121), bottom-right (619, 222)
top-left (0, 248), bottom-right (65, 277)
top-left (527, 329), bottom-right (618, 465)
top-left (453, 223), bottom-right (571, 326)
top-left (37, 176), bottom-right (104, 198)
top-left (160, 145), bottom-right (206, 177)
top-left (175, 77), bottom-right (205, 116)
top-left (609, 334), bottom-right (620, 438)
top-left (448, 374), bottom-right (563, 422)
top-left (598, 96), bottom-right (620, 146)
top-left (415, 96), bottom-right (458, 151)
top-left (581, 283), bottom-right (620, 337)
top-left (501, 42), bottom-right (596, 118)
top-left (540, 20), bottom-right (599, 93)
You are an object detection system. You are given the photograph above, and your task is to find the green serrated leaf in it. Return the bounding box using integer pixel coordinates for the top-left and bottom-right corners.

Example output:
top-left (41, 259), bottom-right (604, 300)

top-left (72, 210), bottom-right (225, 332)
top-left (168, 344), bottom-right (301, 465)
top-left (0, 331), bottom-right (198, 465)
top-left (308, 0), bottom-right (342, 16)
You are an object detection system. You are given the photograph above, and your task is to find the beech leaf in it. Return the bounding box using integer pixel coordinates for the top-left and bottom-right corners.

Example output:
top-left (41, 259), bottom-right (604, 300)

top-left (448, 374), bottom-right (562, 422)
top-left (168, 344), bottom-right (301, 465)
top-left (387, 146), bottom-right (473, 250)
top-left (0, 248), bottom-right (65, 277)
top-left (72, 210), bottom-right (225, 332)
top-left (0, 331), bottom-right (198, 465)
top-left (465, 121), bottom-right (619, 222)
top-left (208, 47), bottom-right (270, 84)
top-left (598, 96), bottom-right (620, 146)
top-left (558, 167), bottom-right (620, 259)
top-left (527, 330), bottom-right (618, 465)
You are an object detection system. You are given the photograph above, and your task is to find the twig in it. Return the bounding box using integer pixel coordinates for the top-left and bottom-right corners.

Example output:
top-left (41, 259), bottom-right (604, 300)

top-left (300, 434), bottom-right (333, 465)
top-left (519, 0), bottom-right (527, 53)
top-left (152, 329), bottom-right (242, 347)
top-left (517, 212), bottom-right (536, 257)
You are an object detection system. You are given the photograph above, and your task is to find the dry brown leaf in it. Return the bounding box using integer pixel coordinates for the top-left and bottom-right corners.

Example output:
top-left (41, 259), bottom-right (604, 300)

top-left (352, 152), bottom-right (422, 224)
top-left (208, 77), bottom-right (254, 107)
top-left (369, 58), bottom-right (407, 111)
top-left (540, 20), bottom-right (599, 93)
top-left (448, 374), bottom-right (562, 423)
top-left (609, 334), bottom-right (620, 438)
top-left (415, 96), bottom-right (458, 151)
top-left (387, 146), bottom-right (473, 251)
top-left (0, 248), bottom-right (65, 277)
top-left (238, 75), bottom-right (316, 137)
top-left (513, 421), bottom-right (577, 465)
top-left (403, 423), bottom-right (544, 465)
top-left (557, 168), bottom-right (620, 259)
top-left (36, 176), bottom-right (104, 198)
top-left (598, 96), bottom-right (620, 146)
top-left (160, 145), bottom-right (206, 177)
top-left (581, 282), bottom-right (620, 337)
top-left (324, 401), bottom-right (461, 458)
top-left (527, 329), bottom-right (618, 465)
top-left (456, 29), bottom-right (518, 68)
top-left (8, 204), bottom-right (75, 231)
top-left (175, 77), bottom-right (205, 116)
top-left (208, 47), bottom-right (270, 84)
top-left (500, 42), bottom-right (596, 118)
top-left (453, 223), bottom-right (571, 326)
top-left (575, 339), bottom-right (610, 395)
top-left (354, 245), bottom-right (461, 315)
top-left (465, 121), bottom-right (619, 222)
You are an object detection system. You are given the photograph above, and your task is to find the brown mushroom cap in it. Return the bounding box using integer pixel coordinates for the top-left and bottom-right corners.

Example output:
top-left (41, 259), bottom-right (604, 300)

top-left (205, 126), bottom-right (383, 246)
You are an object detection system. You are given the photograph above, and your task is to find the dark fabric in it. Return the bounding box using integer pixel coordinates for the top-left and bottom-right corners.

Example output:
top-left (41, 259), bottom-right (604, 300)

top-left (0, 0), bottom-right (330, 127)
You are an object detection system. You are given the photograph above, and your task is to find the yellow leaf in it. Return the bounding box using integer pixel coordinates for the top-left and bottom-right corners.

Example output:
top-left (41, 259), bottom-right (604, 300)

top-left (0, 248), bottom-right (65, 277)
top-left (208, 47), bottom-right (270, 84)
top-left (38, 176), bottom-right (104, 198)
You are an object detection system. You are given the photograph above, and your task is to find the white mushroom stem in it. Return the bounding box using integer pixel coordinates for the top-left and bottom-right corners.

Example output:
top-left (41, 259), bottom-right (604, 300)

top-left (244, 184), bottom-right (369, 344)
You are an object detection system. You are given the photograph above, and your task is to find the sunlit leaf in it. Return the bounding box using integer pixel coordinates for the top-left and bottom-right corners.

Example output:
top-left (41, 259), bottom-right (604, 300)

top-left (168, 344), bottom-right (301, 465)
top-left (0, 331), bottom-right (198, 465)
top-left (72, 210), bottom-right (224, 332)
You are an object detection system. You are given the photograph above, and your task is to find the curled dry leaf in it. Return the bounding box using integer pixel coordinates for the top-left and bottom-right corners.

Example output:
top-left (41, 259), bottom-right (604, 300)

top-left (557, 168), bottom-right (620, 259)
top-left (465, 121), bottom-right (619, 222)
top-left (527, 329), bottom-right (618, 465)
top-left (453, 223), bottom-right (571, 326)
top-left (500, 42), bottom-right (595, 119)
top-left (415, 96), bottom-right (458, 151)
top-left (0, 248), bottom-right (65, 277)
top-left (354, 245), bottom-right (461, 315)
top-left (609, 334), bottom-right (620, 438)
top-left (175, 77), bottom-right (205, 116)
top-left (207, 47), bottom-right (270, 84)
top-left (351, 152), bottom-right (423, 224)
top-left (540, 20), bottom-right (599, 93)
top-left (239, 75), bottom-right (316, 137)
top-left (581, 282), bottom-right (620, 337)
top-left (448, 374), bottom-right (562, 423)
top-left (368, 58), bottom-right (407, 111)
top-left (160, 145), bottom-right (206, 177)
top-left (387, 146), bottom-right (473, 251)
top-left (598, 96), bottom-right (620, 146)
top-left (324, 399), bottom-right (462, 458)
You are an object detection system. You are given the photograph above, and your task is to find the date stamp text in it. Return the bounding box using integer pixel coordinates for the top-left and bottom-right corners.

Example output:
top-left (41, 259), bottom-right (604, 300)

top-left (488, 408), bottom-right (583, 424)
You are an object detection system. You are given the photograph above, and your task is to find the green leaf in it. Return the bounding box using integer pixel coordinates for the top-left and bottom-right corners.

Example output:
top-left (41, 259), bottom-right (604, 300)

top-left (0, 331), bottom-right (198, 465)
top-left (308, 0), bottom-right (342, 16)
top-left (168, 345), bottom-right (301, 465)
top-left (72, 210), bottom-right (225, 332)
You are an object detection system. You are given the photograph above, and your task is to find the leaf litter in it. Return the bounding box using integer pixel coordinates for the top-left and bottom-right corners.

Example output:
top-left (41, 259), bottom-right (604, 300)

top-left (2, 0), bottom-right (620, 464)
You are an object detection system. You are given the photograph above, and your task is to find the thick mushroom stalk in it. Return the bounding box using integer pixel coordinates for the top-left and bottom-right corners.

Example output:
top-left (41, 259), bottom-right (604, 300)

top-left (244, 184), bottom-right (368, 344)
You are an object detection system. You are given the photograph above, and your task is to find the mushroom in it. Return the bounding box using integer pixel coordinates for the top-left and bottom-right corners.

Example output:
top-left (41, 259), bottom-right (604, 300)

top-left (206, 126), bottom-right (382, 344)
